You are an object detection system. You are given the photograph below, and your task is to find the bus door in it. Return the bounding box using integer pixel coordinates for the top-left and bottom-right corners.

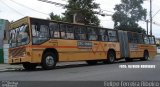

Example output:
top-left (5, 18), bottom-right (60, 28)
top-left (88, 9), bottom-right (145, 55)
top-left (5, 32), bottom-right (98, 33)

top-left (118, 30), bottom-right (129, 58)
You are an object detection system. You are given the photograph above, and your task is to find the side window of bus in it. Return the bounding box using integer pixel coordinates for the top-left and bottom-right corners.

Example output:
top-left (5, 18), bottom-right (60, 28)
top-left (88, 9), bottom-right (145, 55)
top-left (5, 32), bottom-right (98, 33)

top-left (32, 24), bottom-right (39, 44)
top-left (138, 34), bottom-right (144, 44)
top-left (108, 30), bottom-right (117, 42)
top-left (32, 24), bottom-right (49, 44)
top-left (75, 26), bottom-right (86, 40)
top-left (60, 24), bottom-right (66, 39)
top-left (144, 36), bottom-right (149, 44)
top-left (127, 32), bottom-right (132, 42)
top-left (132, 33), bottom-right (138, 43)
top-left (128, 32), bottom-right (138, 43)
top-left (66, 25), bottom-right (74, 39)
top-left (149, 36), bottom-right (155, 44)
top-left (99, 29), bottom-right (108, 41)
top-left (87, 27), bottom-right (98, 41)
top-left (49, 22), bottom-right (60, 38)
top-left (40, 25), bottom-right (50, 38)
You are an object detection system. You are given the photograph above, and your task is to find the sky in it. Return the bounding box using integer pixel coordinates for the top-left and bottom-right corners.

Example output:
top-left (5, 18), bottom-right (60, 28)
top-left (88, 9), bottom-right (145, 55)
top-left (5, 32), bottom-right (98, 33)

top-left (0, 0), bottom-right (159, 38)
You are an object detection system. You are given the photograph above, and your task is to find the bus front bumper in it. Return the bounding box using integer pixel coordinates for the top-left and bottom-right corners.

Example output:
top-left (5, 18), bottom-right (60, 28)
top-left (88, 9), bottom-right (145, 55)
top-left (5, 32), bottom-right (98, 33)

top-left (8, 56), bottom-right (31, 64)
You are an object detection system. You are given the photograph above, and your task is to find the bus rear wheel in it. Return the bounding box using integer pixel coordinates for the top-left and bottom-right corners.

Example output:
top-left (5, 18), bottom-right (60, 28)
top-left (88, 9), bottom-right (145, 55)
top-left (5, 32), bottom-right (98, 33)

top-left (107, 51), bottom-right (115, 64)
top-left (22, 63), bottom-right (37, 70)
top-left (141, 51), bottom-right (149, 61)
top-left (41, 52), bottom-right (57, 70)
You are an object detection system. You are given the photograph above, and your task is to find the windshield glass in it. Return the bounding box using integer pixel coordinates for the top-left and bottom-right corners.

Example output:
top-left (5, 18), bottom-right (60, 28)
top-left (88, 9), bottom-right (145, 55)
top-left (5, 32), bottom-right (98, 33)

top-left (9, 24), bottom-right (29, 48)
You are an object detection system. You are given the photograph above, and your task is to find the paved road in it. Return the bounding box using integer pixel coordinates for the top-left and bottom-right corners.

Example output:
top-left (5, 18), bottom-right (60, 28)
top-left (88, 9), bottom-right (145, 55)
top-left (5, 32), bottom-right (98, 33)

top-left (0, 55), bottom-right (160, 81)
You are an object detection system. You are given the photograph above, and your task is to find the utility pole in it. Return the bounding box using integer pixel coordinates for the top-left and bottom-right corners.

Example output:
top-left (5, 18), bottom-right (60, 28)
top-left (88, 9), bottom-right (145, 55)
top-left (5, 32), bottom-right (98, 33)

top-left (146, 20), bottom-right (149, 35)
top-left (150, 0), bottom-right (152, 35)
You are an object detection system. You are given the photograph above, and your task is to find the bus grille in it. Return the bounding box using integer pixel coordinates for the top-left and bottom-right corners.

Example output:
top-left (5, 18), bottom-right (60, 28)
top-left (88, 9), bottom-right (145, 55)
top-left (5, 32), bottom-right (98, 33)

top-left (9, 47), bottom-right (26, 58)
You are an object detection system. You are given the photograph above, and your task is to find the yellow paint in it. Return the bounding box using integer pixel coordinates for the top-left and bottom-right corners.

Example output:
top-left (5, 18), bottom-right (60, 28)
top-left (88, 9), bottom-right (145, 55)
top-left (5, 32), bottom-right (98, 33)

top-left (129, 44), bottom-right (157, 58)
top-left (8, 17), bottom-right (156, 64)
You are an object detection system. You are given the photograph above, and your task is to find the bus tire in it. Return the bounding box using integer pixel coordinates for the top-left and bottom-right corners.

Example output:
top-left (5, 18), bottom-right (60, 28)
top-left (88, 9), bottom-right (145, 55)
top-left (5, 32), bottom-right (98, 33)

top-left (141, 51), bottom-right (149, 61)
top-left (41, 52), bottom-right (57, 70)
top-left (86, 60), bottom-right (97, 65)
top-left (23, 63), bottom-right (37, 70)
top-left (107, 51), bottom-right (115, 64)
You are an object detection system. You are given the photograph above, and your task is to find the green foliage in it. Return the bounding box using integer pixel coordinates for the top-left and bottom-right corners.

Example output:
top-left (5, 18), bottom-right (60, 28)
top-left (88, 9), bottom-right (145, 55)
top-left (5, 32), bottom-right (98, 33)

top-left (64, 0), bottom-right (100, 26)
top-left (49, 12), bottom-right (65, 21)
top-left (112, 0), bottom-right (147, 33)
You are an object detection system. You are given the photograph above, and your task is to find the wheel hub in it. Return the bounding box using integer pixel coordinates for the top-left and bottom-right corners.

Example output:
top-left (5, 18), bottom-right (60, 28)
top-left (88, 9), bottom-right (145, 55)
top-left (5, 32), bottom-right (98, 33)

top-left (46, 56), bottom-right (54, 66)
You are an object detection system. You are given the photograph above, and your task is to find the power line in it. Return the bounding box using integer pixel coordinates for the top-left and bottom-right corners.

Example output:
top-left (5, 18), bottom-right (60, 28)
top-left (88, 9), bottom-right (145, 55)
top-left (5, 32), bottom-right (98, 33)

top-left (38, 0), bottom-right (113, 17)
top-left (0, 0), bottom-right (24, 16)
top-left (153, 21), bottom-right (160, 26)
top-left (9, 0), bottom-right (49, 16)
top-left (140, 20), bottom-right (160, 27)
top-left (60, 0), bottom-right (67, 2)
top-left (152, 9), bottom-right (160, 19)
top-left (38, 0), bottom-right (65, 7)
top-left (100, 9), bottom-right (114, 13)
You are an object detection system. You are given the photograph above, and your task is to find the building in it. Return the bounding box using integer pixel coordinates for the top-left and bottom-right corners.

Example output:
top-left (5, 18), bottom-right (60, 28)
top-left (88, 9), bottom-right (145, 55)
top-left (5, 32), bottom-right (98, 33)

top-left (0, 19), bottom-right (9, 63)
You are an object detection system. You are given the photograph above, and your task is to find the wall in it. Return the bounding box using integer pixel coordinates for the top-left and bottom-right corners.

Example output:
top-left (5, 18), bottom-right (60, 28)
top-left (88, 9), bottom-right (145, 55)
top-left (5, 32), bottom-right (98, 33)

top-left (0, 19), bottom-right (9, 63)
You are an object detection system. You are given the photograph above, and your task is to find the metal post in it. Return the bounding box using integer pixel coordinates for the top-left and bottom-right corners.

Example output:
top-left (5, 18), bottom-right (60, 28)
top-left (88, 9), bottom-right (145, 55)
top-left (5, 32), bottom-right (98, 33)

top-left (150, 0), bottom-right (152, 35)
top-left (146, 20), bottom-right (148, 35)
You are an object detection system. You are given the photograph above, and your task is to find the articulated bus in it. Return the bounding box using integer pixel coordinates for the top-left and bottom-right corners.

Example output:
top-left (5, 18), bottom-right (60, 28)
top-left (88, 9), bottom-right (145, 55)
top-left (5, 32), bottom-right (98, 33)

top-left (8, 17), bottom-right (157, 70)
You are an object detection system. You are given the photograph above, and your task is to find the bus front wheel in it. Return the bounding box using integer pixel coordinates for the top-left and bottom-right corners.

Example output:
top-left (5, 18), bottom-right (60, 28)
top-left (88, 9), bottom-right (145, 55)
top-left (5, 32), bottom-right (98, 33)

top-left (41, 52), bottom-right (57, 70)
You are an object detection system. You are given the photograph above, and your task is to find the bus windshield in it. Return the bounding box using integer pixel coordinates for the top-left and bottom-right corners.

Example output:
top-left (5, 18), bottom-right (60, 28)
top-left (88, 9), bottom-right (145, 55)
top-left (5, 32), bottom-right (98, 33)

top-left (9, 24), bottom-right (29, 48)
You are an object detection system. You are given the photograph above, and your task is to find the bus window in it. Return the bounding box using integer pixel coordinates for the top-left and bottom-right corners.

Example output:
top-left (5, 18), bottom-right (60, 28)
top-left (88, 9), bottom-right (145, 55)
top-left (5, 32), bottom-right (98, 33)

top-left (49, 22), bottom-right (60, 38)
top-left (108, 30), bottom-right (117, 42)
top-left (32, 24), bottom-right (49, 44)
top-left (87, 27), bottom-right (98, 41)
top-left (75, 26), bottom-right (86, 40)
top-left (9, 24), bottom-right (29, 47)
top-left (138, 34), bottom-right (144, 44)
top-left (149, 36), bottom-right (155, 44)
top-left (17, 25), bottom-right (29, 45)
top-left (66, 25), bottom-right (74, 39)
top-left (99, 29), bottom-right (108, 41)
top-left (40, 25), bottom-right (49, 38)
top-left (144, 36), bottom-right (149, 44)
top-left (128, 32), bottom-right (138, 43)
top-left (9, 29), bottom-right (17, 47)
top-left (127, 32), bottom-right (132, 43)
top-left (60, 24), bottom-right (66, 39)
top-left (132, 33), bottom-right (138, 43)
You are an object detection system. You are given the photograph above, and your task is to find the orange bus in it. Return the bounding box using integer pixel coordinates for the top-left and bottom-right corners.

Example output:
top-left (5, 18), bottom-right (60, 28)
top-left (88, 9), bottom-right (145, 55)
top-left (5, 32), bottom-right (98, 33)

top-left (8, 17), bottom-right (157, 70)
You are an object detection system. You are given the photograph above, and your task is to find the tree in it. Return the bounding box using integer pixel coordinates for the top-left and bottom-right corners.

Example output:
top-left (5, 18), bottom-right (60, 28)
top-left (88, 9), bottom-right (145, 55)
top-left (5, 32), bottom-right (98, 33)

top-left (64, 0), bottom-right (100, 26)
top-left (112, 0), bottom-right (147, 33)
top-left (49, 12), bottom-right (65, 21)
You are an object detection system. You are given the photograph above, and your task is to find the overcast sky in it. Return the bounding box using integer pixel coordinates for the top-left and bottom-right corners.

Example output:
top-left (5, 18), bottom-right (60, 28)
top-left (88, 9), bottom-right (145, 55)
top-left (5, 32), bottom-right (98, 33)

top-left (0, 0), bottom-right (159, 38)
